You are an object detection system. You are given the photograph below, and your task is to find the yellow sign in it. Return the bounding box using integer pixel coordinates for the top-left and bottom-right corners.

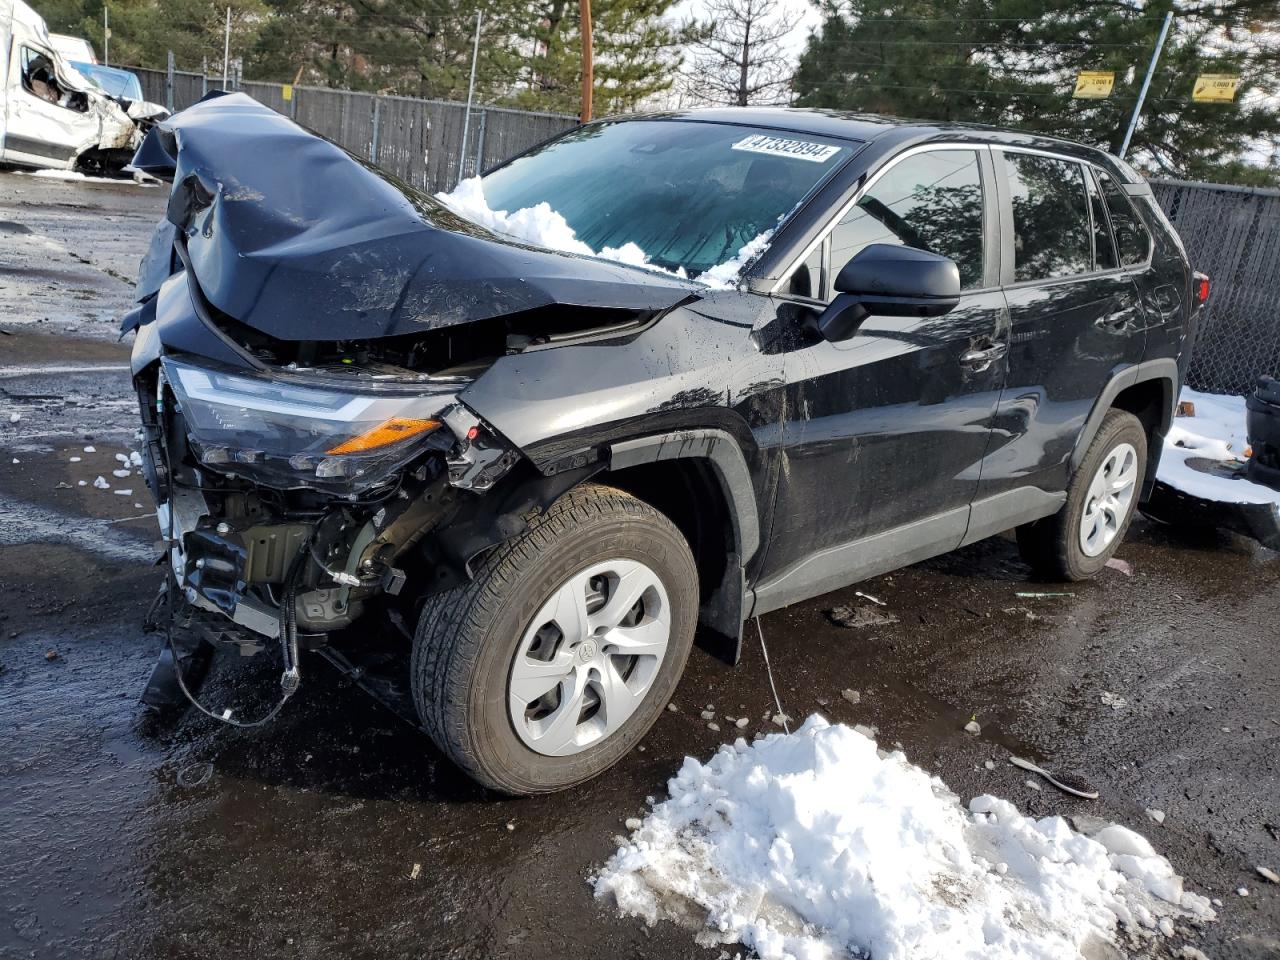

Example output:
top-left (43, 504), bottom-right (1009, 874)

top-left (1073, 71), bottom-right (1115, 99)
top-left (282, 84), bottom-right (293, 102)
top-left (1192, 74), bottom-right (1239, 103)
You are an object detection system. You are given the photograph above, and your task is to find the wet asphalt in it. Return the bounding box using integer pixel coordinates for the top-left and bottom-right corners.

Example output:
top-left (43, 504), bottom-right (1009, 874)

top-left (1, 170), bottom-right (1277, 960)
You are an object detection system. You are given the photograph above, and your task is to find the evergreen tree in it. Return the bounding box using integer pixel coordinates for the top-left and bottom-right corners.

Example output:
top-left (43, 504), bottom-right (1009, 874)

top-left (794, 0), bottom-right (1280, 185)
top-left (682, 0), bottom-right (794, 106)
top-left (43, 0), bottom-right (266, 76)
top-left (512, 0), bottom-right (694, 114)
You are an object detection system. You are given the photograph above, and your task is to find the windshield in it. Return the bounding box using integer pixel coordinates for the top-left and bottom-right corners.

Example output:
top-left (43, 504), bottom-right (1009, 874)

top-left (477, 120), bottom-right (857, 278)
top-left (72, 62), bottom-right (143, 100)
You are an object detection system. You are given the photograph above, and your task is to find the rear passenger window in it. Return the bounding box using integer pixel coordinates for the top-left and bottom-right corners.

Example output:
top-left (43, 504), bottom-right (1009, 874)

top-left (1085, 170), bottom-right (1118, 270)
top-left (1097, 171), bottom-right (1151, 266)
top-left (830, 150), bottom-right (985, 290)
top-left (1004, 154), bottom-right (1092, 282)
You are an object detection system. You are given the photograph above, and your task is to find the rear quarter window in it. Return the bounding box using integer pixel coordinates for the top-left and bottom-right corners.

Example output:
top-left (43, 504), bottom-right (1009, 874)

top-left (1097, 171), bottom-right (1152, 267)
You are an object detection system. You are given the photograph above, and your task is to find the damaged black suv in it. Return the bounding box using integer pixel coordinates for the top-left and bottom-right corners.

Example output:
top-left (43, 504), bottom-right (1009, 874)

top-left (123, 93), bottom-right (1199, 794)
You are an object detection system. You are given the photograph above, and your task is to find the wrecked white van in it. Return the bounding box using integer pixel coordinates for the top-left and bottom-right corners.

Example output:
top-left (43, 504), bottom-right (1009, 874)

top-left (1, 0), bottom-right (165, 174)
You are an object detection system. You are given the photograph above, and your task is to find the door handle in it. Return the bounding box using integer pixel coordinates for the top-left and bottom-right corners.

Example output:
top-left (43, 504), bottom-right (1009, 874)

top-left (960, 342), bottom-right (1008, 370)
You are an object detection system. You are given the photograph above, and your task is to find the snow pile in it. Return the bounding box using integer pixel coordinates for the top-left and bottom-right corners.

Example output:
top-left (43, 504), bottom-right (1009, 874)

top-left (595, 716), bottom-right (1213, 960)
top-left (435, 178), bottom-right (769, 287)
top-left (1157, 388), bottom-right (1280, 507)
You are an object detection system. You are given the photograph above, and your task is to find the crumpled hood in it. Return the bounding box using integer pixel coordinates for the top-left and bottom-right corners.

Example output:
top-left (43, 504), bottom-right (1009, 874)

top-left (127, 100), bottom-right (170, 122)
top-left (132, 93), bottom-right (698, 342)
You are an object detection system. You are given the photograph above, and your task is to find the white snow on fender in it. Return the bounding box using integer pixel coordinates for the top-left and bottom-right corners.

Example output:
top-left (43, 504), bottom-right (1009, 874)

top-left (1157, 388), bottom-right (1280, 507)
top-left (593, 716), bottom-right (1213, 960)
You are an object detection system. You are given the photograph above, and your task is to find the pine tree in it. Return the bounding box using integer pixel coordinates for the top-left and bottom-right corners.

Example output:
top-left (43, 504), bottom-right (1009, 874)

top-left (511, 0), bottom-right (694, 114)
top-left (794, 0), bottom-right (1280, 185)
top-left (682, 0), bottom-right (794, 106)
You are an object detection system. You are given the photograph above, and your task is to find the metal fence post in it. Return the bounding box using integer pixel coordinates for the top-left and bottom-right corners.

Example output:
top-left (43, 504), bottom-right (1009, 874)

top-left (371, 97), bottom-right (382, 166)
top-left (473, 110), bottom-right (488, 177)
top-left (201, 56), bottom-right (208, 98)
top-left (165, 51), bottom-right (175, 112)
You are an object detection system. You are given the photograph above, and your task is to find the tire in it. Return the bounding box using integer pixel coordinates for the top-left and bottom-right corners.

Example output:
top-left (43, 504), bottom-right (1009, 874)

top-left (1016, 409), bottom-right (1148, 581)
top-left (411, 483), bottom-right (698, 795)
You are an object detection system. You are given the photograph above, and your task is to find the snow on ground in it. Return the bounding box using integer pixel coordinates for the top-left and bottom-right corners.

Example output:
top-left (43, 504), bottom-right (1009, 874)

top-left (435, 177), bottom-right (767, 288)
top-left (21, 168), bottom-right (154, 186)
top-left (1157, 388), bottom-right (1280, 507)
top-left (595, 716), bottom-right (1214, 960)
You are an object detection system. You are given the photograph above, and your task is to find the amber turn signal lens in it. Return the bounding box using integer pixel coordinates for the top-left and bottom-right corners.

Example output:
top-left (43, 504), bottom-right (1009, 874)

top-left (326, 417), bottom-right (439, 455)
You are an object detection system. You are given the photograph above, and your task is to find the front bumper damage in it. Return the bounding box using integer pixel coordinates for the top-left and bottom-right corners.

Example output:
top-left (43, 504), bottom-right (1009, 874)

top-left (141, 373), bottom-right (519, 645)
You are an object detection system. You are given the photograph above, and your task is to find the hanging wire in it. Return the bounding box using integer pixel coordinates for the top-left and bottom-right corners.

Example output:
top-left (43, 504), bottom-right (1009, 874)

top-left (755, 617), bottom-right (789, 735)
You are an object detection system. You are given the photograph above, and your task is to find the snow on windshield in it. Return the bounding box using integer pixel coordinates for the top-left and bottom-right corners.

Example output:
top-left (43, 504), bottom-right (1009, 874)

top-left (435, 178), bottom-right (770, 289)
top-left (594, 716), bottom-right (1214, 960)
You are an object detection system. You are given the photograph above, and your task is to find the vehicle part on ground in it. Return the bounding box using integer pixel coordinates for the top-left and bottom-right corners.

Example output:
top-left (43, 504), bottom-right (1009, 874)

top-left (411, 485), bottom-right (698, 794)
top-left (1143, 481), bottom-right (1280, 552)
top-left (1246, 376), bottom-right (1280, 491)
top-left (1008, 755), bottom-right (1100, 800)
top-left (1017, 411), bottom-right (1149, 580)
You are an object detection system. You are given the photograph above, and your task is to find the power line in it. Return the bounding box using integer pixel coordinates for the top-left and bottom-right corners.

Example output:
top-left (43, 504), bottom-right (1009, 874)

top-left (802, 38), bottom-right (1157, 49)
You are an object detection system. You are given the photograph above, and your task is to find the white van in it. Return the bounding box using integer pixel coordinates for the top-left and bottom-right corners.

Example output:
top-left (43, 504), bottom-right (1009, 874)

top-left (1, 0), bottom-right (164, 173)
top-left (48, 32), bottom-right (95, 65)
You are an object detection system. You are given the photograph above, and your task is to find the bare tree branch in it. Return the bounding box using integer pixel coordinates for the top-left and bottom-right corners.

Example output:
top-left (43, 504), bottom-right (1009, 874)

top-left (682, 0), bottom-right (794, 106)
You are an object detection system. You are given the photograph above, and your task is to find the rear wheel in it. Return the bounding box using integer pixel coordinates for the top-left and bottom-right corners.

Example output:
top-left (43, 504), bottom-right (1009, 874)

top-left (411, 483), bottom-right (698, 794)
top-left (1017, 409), bottom-right (1147, 581)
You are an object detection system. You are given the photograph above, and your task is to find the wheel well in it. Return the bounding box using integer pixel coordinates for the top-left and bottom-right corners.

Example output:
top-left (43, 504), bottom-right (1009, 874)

top-left (1109, 376), bottom-right (1174, 500)
top-left (1110, 378), bottom-right (1172, 443)
top-left (603, 459), bottom-right (734, 614)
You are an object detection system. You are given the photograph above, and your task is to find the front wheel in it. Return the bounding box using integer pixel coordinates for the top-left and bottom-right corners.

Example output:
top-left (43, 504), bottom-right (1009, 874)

top-left (411, 484), bottom-right (698, 794)
top-left (1017, 409), bottom-right (1148, 581)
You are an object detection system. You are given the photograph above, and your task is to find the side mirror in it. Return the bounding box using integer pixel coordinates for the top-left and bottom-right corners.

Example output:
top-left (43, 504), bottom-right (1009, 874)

top-left (816, 243), bottom-right (961, 342)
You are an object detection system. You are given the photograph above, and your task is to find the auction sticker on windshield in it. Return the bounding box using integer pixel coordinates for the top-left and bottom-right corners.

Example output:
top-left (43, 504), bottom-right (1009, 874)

top-left (731, 134), bottom-right (841, 163)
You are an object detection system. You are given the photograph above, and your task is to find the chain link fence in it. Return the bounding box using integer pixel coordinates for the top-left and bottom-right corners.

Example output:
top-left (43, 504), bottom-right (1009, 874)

top-left (130, 66), bottom-right (577, 194)
top-left (1151, 178), bottom-right (1280, 397)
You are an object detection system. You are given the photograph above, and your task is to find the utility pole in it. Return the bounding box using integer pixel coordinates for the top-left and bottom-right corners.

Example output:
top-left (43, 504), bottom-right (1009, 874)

top-left (580, 0), bottom-right (593, 123)
top-left (458, 11), bottom-right (483, 182)
top-left (222, 6), bottom-right (231, 91)
top-left (102, 6), bottom-right (109, 65)
top-left (1119, 10), bottom-right (1173, 159)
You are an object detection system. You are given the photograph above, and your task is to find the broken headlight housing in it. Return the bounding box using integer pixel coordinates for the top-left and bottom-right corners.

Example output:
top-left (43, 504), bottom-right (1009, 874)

top-left (162, 357), bottom-right (455, 494)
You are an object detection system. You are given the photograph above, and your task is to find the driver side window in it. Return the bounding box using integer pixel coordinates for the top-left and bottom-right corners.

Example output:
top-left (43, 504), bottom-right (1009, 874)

top-left (21, 46), bottom-right (63, 105)
top-left (829, 150), bottom-right (986, 290)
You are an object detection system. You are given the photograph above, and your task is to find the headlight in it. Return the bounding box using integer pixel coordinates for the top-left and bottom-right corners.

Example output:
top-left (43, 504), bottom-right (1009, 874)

top-left (162, 357), bottom-right (455, 493)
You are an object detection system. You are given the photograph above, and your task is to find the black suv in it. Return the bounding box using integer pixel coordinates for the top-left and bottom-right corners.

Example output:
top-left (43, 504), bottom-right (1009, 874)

top-left (125, 94), bottom-right (1199, 794)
